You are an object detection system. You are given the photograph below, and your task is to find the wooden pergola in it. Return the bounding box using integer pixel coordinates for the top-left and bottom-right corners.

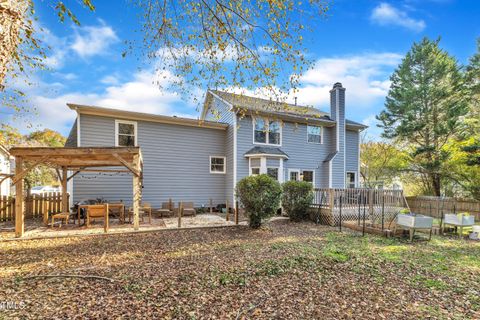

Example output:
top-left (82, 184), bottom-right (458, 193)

top-left (8, 147), bottom-right (143, 238)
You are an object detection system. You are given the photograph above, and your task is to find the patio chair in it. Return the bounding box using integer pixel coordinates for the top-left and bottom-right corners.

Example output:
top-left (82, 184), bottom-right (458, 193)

top-left (140, 202), bottom-right (152, 224)
top-left (86, 204), bottom-right (109, 233)
top-left (128, 202), bottom-right (152, 224)
top-left (182, 202), bottom-right (196, 217)
top-left (43, 204), bottom-right (72, 228)
top-left (157, 201), bottom-right (174, 217)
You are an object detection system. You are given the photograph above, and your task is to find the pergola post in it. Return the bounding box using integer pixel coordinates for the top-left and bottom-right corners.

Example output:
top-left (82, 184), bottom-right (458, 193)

top-left (15, 157), bottom-right (24, 238)
top-left (61, 166), bottom-right (68, 212)
top-left (132, 154), bottom-right (140, 230)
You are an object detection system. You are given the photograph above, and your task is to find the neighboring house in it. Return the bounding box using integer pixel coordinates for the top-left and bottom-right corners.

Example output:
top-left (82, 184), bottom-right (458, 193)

top-left (0, 144), bottom-right (12, 196)
top-left (66, 82), bottom-right (367, 207)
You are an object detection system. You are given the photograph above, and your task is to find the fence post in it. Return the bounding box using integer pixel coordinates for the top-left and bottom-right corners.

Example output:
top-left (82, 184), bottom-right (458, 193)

top-left (357, 193), bottom-right (361, 226)
top-left (178, 201), bottom-right (183, 228)
top-left (209, 198), bottom-right (213, 214)
top-left (381, 193), bottom-right (385, 231)
top-left (225, 199), bottom-right (229, 221)
top-left (368, 189), bottom-right (374, 221)
top-left (234, 201), bottom-right (239, 225)
top-left (339, 195), bottom-right (342, 232)
top-left (362, 196), bottom-right (366, 237)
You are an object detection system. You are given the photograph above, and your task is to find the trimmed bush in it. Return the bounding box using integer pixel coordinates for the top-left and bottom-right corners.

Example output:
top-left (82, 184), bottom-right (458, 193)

top-left (236, 174), bottom-right (282, 228)
top-left (282, 180), bottom-right (314, 221)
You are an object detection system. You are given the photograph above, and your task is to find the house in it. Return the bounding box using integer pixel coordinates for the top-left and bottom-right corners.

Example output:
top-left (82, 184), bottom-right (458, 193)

top-left (65, 82), bottom-right (367, 207)
top-left (0, 144), bottom-right (12, 196)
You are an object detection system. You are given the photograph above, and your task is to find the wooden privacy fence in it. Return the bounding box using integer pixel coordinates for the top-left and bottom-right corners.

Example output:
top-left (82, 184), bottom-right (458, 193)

top-left (310, 188), bottom-right (408, 226)
top-left (406, 196), bottom-right (480, 220)
top-left (0, 192), bottom-right (69, 222)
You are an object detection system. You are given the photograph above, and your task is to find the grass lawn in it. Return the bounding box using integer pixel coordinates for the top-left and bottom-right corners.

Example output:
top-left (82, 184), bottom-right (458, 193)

top-left (1, 219), bottom-right (479, 319)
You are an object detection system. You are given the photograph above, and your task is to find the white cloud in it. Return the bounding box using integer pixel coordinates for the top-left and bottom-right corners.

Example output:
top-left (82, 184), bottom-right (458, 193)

top-left (370, 3), bottom-right (426, 32)
top-left (9, 70), bottom-right (197, 135)
top-left (100, 75), bottom-right (120, 85)
top-left (292, 52), bottom-right (402, 109)
top-left (71, 21), bottom-right (119, 58)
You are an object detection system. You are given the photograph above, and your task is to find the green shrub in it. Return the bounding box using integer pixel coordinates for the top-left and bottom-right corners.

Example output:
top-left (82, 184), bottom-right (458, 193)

top-left (282, 180), bottom-right (314, 221)
top-left (236, 174), bottom-right (282, 228)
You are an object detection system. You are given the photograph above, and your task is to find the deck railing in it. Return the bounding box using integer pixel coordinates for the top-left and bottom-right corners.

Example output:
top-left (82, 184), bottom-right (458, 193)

top-left (311, 188), bottom-right (408, 226)
top-left (0, 192), bottom-right (68, 222)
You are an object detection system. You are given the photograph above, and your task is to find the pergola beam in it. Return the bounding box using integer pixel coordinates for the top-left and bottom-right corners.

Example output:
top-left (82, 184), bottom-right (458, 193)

top-left (11, 156), bottom-right (49, 185)
top-left (132, 154), bottom-right (141, 230)
top-left (61, 166), bottom-right (68, 212)
top-left (67, 171), bottom-right (81, 182)
top-left (9, 146), bottom-right (140, 157)
top-left (15, 157), bottom-right (24, 237)
top-left (9, 147), bottom-right (143, 238)
top-left (112, 153), bottom-right (140, 177)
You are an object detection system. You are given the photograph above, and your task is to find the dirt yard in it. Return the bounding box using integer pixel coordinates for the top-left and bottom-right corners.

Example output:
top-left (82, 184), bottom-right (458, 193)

top-left (1, 219), bottom-right (479, 319)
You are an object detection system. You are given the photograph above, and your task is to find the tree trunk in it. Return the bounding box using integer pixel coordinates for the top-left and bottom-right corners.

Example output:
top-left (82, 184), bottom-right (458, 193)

top-left (431, 173), bottom-right (441, 196)
top-left (0, 1), bottom-right (27, 89)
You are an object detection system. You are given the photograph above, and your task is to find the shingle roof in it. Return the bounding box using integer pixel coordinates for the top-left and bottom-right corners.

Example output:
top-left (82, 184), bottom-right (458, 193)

top-left (323, 151), bottom-right (338, 163)
top-left (244, 146), bottom-right (289, 158)
top-left (346, 119), bottom-right (368, 129)
top-left (210, 90), bottom-right (330, 119)
top-left (209, 90), bottom-right (368, 131)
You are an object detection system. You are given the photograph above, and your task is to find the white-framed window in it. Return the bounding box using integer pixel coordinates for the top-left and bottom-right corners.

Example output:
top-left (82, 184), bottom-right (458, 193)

top-left (251, 167), bottom-right (260, 176)
top-left (346, 172), bottom-right (356, 188)
top-left (267, 167), bottom-right (279, 181)
top-left (288, 169), bottom-right (300, 181)
top-left (301, 170), bottom-right (315, 186)
top-left (115, 120), bottom-right (137, 147)
top-left (253, 118), bottom-right (281, 146)
top-left (210, 156), bottom-right (226, 174)
top-left (307, 125), bottom-right (323, 144)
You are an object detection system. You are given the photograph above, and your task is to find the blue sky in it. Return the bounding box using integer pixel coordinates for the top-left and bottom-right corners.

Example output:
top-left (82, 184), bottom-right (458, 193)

top-left (4, 0), bottom-right (479, 138)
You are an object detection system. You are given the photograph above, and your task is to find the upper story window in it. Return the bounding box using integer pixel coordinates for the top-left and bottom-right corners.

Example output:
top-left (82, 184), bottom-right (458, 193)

top-left (115, 120), bottom-right (137, 147)
top-left (307, 125), bottom-right (323, 144)
top-left (210, 156), bottom-right (226, 174)
top-left (253, 118), bottom-right (281, 145)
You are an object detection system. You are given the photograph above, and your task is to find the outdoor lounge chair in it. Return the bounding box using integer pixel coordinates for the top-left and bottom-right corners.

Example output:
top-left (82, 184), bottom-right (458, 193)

top-left (86, 204), bottom-right (109, 232)
top-left (182, 202), bottom-right (196, 216)
top-left (157, 201), bottom-right (174, 217)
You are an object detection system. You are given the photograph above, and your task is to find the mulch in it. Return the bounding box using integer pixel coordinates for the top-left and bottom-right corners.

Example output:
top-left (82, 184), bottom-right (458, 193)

top-left (0, 219), bottom-right (478, 319)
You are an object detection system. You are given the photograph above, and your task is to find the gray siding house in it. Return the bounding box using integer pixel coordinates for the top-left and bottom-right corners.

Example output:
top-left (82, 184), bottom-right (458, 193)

top-left (66, 82), bottom-right (366, 207)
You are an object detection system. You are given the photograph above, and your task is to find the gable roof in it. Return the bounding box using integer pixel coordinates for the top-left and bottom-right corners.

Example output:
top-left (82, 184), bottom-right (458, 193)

top-left (210, 90), bottom-right (330, 118)
top-left (205, 90), bottom-right (368, 131)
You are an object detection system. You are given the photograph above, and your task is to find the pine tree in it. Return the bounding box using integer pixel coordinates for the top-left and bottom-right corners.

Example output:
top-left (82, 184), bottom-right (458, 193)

top-left (377, 38), bottom-right (469, 196)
